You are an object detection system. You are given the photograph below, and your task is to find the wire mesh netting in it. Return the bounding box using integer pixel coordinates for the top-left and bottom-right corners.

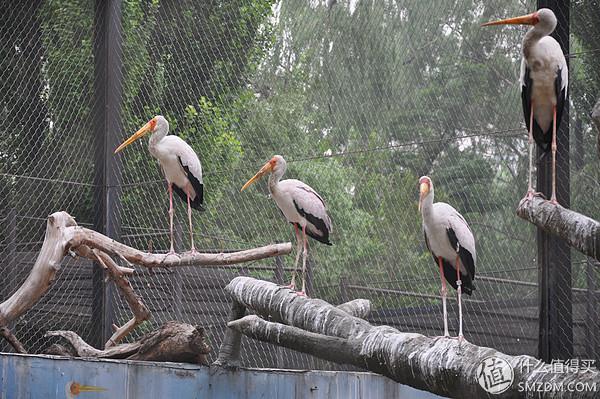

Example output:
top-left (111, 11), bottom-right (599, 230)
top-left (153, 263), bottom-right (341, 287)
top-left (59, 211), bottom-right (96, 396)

top-left (0, 0), bottom-right (599, 370)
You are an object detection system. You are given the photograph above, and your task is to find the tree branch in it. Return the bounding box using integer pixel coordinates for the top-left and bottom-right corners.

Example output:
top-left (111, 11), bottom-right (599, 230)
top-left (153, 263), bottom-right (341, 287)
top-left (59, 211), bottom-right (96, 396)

top-left (0, 211), bottom-right (291, 350)
top-left (45, 321), bottom-right (209, 364)
top-left (516, 196), bottom-right (600, 262)
top-left (224, 277), bottom-right (600, 399)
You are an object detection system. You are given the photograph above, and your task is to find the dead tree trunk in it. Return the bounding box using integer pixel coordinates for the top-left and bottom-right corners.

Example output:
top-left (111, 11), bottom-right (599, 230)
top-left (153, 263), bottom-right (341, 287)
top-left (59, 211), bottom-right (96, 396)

top-left (517, 196), bottom-right (600, 262)
top-left (221, 277), bottom-right (600, 399)
top-left (0, 211), bottom-right (292, 352)
top-left (45, 321), bottom-right (209, 365)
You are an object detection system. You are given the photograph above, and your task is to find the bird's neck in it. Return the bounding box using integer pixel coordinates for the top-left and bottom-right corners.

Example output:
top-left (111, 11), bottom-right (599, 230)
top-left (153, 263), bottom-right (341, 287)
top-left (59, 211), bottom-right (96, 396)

top-left (268, 168), bottom-right (285, 193)
top-left (522, 25), bottom-right (552, 59)
top-left (420, 192), bottom-right (435, 222)
top-left (148, 125), bottom-right (168, 151)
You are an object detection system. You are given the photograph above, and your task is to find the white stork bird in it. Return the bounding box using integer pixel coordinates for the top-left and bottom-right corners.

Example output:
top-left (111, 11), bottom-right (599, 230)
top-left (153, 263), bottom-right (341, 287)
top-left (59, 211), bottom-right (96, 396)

top-left (241, 155), bottom-right (332, 295)
top-left (114, 115), bottom-right (204, 254)
top-left (419, 176), bottom-right (476, 339)
top-left (483, 8), bottom-right (568, 204)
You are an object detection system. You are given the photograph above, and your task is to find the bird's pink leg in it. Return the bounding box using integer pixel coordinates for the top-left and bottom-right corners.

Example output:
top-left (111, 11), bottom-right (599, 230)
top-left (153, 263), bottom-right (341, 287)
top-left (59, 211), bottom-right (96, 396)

top-left (297, 225), bottom-right (308, 297)
top-left (287, 224), bottom-right (302, 290)
top-left (167, 184), bottom-right (175, 255)
top-left (439, 257), bottom-right (449, 337)
top-left (550, 105), bottom-right (558, 204)
top-left (455, 254), bottom-right (463, 342)
top-left (526, 103), bottom-right (535, 200)
top-left (186, 191), bottom-right (196, 253)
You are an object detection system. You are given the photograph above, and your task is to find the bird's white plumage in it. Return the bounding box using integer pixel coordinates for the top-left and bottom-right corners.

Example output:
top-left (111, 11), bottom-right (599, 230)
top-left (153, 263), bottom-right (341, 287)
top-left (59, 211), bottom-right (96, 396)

top-left (148, 118), bottom-right (203, 200)
top-left (422, 202), bottom-right (475, 274)
top-left (271, 178), bottom-right (332, 239)
top-left (519, 35), bottom-right (568, 133)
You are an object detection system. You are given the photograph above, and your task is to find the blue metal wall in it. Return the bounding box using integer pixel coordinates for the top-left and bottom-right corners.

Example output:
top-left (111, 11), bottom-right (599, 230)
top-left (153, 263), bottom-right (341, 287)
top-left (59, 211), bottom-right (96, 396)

top-left (0, 353), bottom-right (446, 399)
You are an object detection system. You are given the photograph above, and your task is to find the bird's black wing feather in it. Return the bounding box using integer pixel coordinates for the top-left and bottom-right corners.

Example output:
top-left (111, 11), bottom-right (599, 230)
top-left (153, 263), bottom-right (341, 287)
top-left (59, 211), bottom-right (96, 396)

top-left (424, 229), bottom-right (474, 295)
top-left (446, 227), bottom-right (476, 294)
top-left (293, 200), bottom-right (332, 245)
top-left (171, 157), bottom-right (204, 211)
top-left (554, 67), bottom-right (567, 137)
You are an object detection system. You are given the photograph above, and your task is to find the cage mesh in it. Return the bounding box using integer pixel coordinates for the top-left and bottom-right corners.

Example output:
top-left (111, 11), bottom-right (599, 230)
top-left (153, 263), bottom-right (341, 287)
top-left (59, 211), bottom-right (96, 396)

top-left (0, 0), bottom-right (599, 369)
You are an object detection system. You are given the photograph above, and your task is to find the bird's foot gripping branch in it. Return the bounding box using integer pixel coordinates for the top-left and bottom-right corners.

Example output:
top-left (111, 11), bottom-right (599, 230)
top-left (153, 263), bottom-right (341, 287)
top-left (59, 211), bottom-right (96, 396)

top-left (0, 211), bottom-right (292, 353)
top-left (217, 276), bottom-right (600, 398)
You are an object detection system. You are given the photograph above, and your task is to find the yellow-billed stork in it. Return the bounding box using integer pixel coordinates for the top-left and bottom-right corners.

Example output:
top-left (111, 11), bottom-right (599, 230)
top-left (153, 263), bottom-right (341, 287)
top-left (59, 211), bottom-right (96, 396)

top-left (241, 155), bottom-right (332, 295)
top-left (419, 176), bottom-right (476, 339)
top-left (114, 115), bottom-right (204, 254)
top-left (483, 8), bottom-right (568, 204)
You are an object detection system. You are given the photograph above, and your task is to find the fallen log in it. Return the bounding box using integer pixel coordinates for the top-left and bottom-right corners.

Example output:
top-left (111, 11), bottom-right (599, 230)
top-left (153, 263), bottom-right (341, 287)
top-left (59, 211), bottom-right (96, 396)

top-left (0, 211), bottom-right (292, 351)
top-left (222, 276), bottom-right (600, 399)
top-left (516, 196), bottom-right (600, 262)
top-left (45, 321), bottom-right (209, 365)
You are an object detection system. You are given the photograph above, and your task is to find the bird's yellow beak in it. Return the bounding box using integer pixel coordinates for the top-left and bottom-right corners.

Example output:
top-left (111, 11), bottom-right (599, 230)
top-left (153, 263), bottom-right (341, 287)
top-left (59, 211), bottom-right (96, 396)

top-left (481, 12), bottom-right (538, 27)
top-left (418, 182), bottom-right (429, 212)
top-left (70, 382), bottom-right (106, 395)
top-left (241, 161), bottom-right (273, 192)
top-left (114, 119), bottom-right (155, 154)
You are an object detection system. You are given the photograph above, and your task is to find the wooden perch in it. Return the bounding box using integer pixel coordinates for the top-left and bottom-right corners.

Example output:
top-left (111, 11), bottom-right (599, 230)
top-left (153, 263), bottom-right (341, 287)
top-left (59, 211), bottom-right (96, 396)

top-left (45, 321), bottom-right (209, 365)
top-left (0, 211), bottom-right (291, 352)
top-left (223, 277), bottom-right (600, 399)
top-left (517, 196), bottom-right (600, 262)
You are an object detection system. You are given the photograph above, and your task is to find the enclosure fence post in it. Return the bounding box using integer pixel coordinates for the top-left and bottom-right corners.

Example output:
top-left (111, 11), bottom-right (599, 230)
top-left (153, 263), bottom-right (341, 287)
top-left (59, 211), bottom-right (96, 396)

top-left (536, 0), bottom-right (572, 362)
top-left (585, 258), bottom-right (598, 360)
top-left (92, 0), bottom-right (123, 348)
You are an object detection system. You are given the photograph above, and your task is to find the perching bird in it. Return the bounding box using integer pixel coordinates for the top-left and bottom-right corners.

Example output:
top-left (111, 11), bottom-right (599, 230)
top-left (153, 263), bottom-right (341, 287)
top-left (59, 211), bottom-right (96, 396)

top-left (241, 155), bottom-right (332, 295)
top-left (418, 176), bottom-right (476, 339)
top-left (482, 8), bottom-right (568, 204)
top-left (114, 115), bottom-right (204, 253)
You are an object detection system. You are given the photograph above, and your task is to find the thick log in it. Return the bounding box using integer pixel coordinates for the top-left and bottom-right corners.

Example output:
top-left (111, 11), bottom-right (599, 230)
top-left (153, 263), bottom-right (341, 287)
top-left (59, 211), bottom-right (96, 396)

top-left (517, 196), bottom-right (600, 262)
top-left (46, 321), bottom-right (209, 364)
top-left (224, 277), bottom-right (600, 399)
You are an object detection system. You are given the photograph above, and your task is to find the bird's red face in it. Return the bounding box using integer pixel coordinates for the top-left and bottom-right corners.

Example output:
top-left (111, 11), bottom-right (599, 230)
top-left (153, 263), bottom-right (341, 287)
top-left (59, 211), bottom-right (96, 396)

top-left (418, 176), bottom-right (432, 211)
top-left (114, 117), bottom-right (158, 154)
top-left (240, 156), bottom-right (278, 192)
top-left (481, 11), bottom-right (539, 27)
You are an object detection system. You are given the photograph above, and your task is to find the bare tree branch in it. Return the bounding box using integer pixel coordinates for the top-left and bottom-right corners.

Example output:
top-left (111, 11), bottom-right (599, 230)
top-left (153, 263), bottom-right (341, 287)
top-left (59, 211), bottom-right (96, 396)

top-left (0, 211), bottom-right (292, 350)
top-left (517, 196), bottom-right (600, 262)
top-left (46, 321), bottom-right (209, 364)
top-left (224, 277), bottom-right (600, 399)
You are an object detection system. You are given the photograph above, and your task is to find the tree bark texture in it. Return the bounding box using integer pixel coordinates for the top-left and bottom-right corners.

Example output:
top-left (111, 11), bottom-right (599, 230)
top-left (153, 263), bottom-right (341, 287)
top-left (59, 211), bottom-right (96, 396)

top-left (517, 196), bottom-right (599, 262)
top-left (45, 321), bottom-right (209, 365)
top-left (224, 277), bottom-right (600, 399)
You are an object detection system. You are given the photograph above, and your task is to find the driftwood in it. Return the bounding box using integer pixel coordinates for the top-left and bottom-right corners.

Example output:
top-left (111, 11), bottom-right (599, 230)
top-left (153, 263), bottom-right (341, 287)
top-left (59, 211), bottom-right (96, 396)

top-left (0, 211), bottom-right (292, 352)
top-left (45, 321), bottom-right (209, 365)
top-left (221, 277), bottom-right (600, 399)
top-left (593, 97), bottom-right (600, 160)
top-left (517, 196), bottom-right (600, 262)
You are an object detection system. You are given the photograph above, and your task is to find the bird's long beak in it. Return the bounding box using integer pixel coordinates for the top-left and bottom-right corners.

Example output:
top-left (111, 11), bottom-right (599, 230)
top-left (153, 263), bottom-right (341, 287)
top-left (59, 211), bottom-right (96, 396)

top-left (481, 12), bottom-right (538, 27)
top-left (418, 182), bottom-right (429, 212)
top-left (241, 161), bottom-right (273, 192)
top-left (114, 121), bottom-right (153, 154)
top-left (70, 382), bottom-right (106, 395)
